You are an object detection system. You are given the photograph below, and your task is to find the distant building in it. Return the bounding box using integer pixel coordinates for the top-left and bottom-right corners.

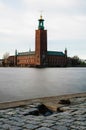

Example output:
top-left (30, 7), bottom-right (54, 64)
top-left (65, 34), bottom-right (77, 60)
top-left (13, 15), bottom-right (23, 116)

top-left (5, 15), bottom-right (67, 67)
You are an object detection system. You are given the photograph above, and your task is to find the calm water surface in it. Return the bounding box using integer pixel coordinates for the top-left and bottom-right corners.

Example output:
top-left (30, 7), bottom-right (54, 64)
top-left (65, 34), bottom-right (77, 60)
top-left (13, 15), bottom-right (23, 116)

top-left (0, 67), bottom-right (86, 102)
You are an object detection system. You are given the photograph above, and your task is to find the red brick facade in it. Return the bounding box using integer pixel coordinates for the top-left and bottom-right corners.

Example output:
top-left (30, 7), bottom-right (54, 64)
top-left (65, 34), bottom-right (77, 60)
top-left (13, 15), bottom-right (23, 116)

top-left (17, 54), bottom-right (35, 67)
top-left (35, 30), bottom-right (47, 66)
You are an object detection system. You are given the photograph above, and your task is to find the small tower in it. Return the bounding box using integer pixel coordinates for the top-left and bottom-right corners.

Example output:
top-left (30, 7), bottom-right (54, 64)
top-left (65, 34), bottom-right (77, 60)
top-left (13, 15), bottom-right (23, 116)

top-left (65, 48), bottom-right (67, 57)
top-left (15, 49), bottom-right (17, 66)
top-left (64, 48), bottom-right (67, 66)
top-left (29, 48), bottom-right (31, 52)
top-left (35, 15), bottom-right (47, 67)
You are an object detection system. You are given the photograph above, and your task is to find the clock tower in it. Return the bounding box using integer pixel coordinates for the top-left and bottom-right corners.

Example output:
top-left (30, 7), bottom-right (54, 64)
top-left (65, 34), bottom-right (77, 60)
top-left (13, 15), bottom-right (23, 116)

top-left (35, 15), bottom-right (47, 67)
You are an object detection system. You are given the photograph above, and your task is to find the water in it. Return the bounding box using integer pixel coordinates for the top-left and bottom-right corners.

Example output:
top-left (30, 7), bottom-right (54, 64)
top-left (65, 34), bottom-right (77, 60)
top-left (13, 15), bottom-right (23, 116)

top-left (0, 67), bottom-right (86, 102)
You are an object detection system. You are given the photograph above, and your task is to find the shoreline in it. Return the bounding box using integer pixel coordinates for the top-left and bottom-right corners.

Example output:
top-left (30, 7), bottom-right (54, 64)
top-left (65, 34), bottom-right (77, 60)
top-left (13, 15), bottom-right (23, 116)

top-left (0, 92), bottom-right (86, 110)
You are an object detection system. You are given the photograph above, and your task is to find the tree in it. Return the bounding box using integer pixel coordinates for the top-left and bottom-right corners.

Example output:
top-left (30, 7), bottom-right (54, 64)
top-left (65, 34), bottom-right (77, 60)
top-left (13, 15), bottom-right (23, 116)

top-left (2, 52), bottom-right (10, 66)
top-left (3, 52), bottom-right (9, 59)
top-left (70, 55), bottom-right (86, 67)
top-left (71, 55), bottom-right (80, 66)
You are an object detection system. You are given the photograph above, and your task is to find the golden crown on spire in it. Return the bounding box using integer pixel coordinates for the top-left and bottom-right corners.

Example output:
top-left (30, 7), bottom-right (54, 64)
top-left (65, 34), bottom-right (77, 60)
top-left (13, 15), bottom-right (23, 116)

top-left (40, 15), bottom-right (42, 19)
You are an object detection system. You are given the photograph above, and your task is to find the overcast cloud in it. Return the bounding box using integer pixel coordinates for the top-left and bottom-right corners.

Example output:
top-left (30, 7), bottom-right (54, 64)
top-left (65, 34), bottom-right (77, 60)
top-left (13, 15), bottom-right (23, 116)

top-left (0, 0), bottom-right (86, 59)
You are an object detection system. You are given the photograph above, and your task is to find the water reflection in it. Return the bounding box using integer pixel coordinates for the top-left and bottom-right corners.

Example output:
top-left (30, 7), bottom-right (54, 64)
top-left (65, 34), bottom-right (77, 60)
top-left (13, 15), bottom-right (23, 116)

top-left (0, 67), bottom-right (86, 102)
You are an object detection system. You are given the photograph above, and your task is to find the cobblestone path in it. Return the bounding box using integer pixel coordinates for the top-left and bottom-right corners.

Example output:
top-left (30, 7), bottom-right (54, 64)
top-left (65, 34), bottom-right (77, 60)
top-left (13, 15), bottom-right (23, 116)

top-left (0, 96), bottom-right (86, 130)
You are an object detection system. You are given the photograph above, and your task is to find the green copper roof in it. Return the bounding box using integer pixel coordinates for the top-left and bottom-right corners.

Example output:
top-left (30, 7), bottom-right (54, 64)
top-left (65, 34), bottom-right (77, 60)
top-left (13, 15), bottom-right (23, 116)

top-left (47, 51), bottom-right (65, 56)
top-left (17, 51), bottom-right (65, 56)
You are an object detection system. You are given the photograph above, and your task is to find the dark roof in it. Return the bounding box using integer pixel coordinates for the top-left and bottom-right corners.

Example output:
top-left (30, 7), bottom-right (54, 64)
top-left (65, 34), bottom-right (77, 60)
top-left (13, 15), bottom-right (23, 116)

top-left (47, 51), bottom-right (65, 56)
top-left (18, 51), bottom-right (65, 56)
top-left (18, 51), bottom-right (35, 56)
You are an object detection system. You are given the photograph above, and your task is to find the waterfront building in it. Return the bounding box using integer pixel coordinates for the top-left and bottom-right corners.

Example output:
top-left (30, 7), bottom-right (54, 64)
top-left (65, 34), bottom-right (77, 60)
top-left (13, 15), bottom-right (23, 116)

top-left (5, 15), bottom-right (67, 67)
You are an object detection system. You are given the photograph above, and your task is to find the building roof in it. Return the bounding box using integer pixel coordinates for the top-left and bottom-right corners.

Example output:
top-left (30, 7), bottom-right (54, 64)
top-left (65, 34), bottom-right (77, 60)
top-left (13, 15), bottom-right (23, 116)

top-left (47, 51), bottom-right (65, 56)
top-left (17, 51), bottom-right (65, 56)
top-left (18, 51), bottom-right (35, 56)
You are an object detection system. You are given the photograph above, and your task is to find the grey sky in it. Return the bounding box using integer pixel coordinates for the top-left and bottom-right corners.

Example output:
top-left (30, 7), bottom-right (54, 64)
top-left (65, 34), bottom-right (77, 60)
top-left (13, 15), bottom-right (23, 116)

top-left (0, 0), bottom-right (86, 59)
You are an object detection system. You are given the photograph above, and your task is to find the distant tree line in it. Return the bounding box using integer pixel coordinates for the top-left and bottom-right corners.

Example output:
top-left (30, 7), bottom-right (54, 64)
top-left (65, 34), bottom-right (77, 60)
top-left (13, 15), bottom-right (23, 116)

top-left (67, 55), bottom-right (86, 67)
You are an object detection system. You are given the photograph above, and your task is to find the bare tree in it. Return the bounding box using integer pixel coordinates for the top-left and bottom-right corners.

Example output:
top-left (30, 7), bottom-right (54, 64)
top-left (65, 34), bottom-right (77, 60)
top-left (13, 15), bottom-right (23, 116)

top-left (3, 52), bottom-right (10, 59)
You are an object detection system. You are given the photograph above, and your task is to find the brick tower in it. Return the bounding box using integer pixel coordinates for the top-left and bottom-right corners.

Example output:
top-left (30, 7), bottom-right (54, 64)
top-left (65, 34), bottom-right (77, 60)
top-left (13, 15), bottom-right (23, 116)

top-left (35, 15), bottom-right (47, 67)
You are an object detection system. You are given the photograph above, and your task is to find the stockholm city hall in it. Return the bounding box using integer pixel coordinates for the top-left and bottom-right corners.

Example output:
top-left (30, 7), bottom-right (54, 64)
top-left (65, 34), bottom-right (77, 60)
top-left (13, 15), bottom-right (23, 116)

top-left (6, 15), bottom-right (67, 67)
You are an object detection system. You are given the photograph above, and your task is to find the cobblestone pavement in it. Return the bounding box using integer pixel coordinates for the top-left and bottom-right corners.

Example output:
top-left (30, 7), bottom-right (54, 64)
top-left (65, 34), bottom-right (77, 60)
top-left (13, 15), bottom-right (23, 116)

top-left (0, 96), bottom-right (86, 130)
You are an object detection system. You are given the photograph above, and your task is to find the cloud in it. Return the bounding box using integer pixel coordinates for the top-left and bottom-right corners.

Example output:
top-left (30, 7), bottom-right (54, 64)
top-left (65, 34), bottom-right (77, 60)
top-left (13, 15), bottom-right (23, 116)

top-left (23, 0), bottom-right (86, 15)
top-left (0, 0), bottom-right (86, 59)
top-left (21, 0), bottom-right (86, 40)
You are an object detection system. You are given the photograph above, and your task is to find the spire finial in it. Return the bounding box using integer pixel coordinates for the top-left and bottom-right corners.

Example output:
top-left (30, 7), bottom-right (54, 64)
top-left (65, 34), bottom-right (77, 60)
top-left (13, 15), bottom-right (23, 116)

top-left (40, 15), bottom-right (42, 19)
top-left (40, 10), bottom-right (43, 19)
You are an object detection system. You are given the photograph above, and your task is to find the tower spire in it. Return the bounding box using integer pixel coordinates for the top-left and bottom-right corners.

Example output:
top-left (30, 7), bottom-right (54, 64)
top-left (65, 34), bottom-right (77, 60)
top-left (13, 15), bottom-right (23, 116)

top-left (65, 48), bottom-right (67, 57)
top-left (40, 14), bottom-right (42, 19)
top-left (40, 10), bottom-right (43, 19)
top-left (38, 14), bottom-right (44, 30)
